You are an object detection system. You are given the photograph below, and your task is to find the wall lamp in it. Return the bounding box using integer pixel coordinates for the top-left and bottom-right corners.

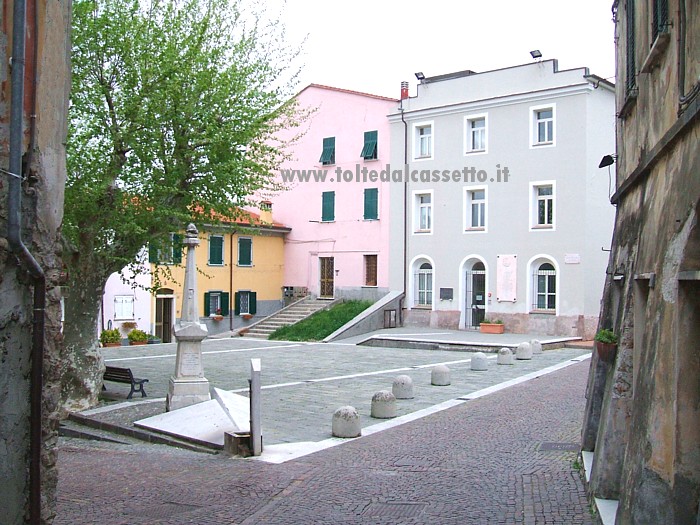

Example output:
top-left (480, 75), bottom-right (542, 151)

top-left (530, 50), bottom-right (542, 59)
top-left (414, 72), bottom-right (425, 81)
top-left (598, 154), bottom-right (617, 168)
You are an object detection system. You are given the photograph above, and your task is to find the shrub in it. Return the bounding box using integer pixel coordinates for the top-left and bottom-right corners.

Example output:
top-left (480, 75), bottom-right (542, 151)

top-left (127, 329), bottom-right (149, 343)
top-left (100, 328), bottom-right (122, 345)
top-left (594, 329), bottom-right (618, 344)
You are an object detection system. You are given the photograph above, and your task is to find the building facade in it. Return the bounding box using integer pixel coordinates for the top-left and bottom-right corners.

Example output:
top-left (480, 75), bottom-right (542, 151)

top-left (582, 1), bottom-right (699, 523)
top-left (388, 60), bottom-right (616, 338)
top-left (273, 84), bottom-right (397, 301)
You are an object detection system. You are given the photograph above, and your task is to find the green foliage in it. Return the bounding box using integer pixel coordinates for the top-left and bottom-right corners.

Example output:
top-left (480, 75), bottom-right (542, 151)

top-left (269, 301), bottom-right (373, 342)
top-left (127, 329), bottom-right (149, 343)
top-left (594, 329), bottom-right (618, 344)
top-left (65, 0), bottom-right (306, 283)
top-left (481, 319), bottom-right (503, 324)
top-left (99, 329), bottom-right (122, 344)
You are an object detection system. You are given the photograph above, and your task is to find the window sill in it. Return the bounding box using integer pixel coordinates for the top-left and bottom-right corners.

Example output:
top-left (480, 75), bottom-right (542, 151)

top-left (465, 227), bottom-right (486, 232)
top-left (618, 90), bottom-right (638, 119)
top-left (640, 32), bottom-right (670, 74)
top-left (412, 305), bottom-right (432, 310)
top-left (362, 218), bottom-right (379, 222)
top-left (465, 149), bottom-right (486, 155)
top-left (530, 309), bottom-right (556, 315)
top-left (532, 141), bottom-right (554, 147)
top-left (237, 264), bottom-right (253, 268)
top-left (362, 157), bottom-right (379, 162)
top-left (413, 155), bottom-right (433, 161)
top-left (531, 224), bottom-right (554, 230)
top-left (208, 263), bottom-right (225, 267)
top-left (362, 285), bottom-right (378, 288)
top-left (320, 220), bottom-right (335, 224)
top-left (414, 229), bottom-right (432, 234)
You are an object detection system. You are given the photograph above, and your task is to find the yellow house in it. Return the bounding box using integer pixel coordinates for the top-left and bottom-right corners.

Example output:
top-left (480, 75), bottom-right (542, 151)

top-left (150, 206), bottom-right (290, 340)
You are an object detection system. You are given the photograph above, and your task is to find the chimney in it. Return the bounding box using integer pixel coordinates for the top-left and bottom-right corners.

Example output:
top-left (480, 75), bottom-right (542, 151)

top-left (259, 200), bottom-right (273, 225)
top-left (400, 81), bottom-right (409, 100)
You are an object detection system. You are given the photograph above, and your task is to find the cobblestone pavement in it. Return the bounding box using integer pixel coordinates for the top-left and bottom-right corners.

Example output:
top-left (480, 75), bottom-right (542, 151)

top-left (56, 359), bottom-right (597, 524)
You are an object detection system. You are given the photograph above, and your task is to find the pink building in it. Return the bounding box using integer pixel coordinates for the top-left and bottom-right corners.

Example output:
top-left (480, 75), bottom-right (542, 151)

top-left (273, 84), bottom-right (397, 301)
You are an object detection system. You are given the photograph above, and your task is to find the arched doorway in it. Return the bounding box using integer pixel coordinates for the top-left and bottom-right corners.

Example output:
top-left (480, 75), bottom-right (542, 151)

top-left (465, 261), bottom-right (486, 329)
top-left (155, 288), bottom-right (174, 343)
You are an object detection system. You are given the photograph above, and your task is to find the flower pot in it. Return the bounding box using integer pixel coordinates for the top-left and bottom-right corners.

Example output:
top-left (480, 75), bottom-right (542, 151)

top-left (480, 323), bottom-right (505, 334)
top-left (147, 338), bottom-right (161, 345)
top-left (213, 315), bottom-right (224, 321)
top-left (242, 314), bottom-right (253, 321)
top-left (103, 342), bottom-right (121, 348)
top-left (596, 341), bottom-right (617, 363)
top-left (129, 341), bottom-right (147, 346)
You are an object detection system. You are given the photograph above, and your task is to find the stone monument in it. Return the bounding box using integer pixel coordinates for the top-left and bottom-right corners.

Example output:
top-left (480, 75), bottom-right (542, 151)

top-left (166, 223), bottom-right (211, 411)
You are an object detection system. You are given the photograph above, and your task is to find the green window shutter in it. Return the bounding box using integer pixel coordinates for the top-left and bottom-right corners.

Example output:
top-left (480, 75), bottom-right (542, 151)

top-left (234, 291), bottom-right (241, 315)
top-left (238, 238), bottom-right (252, 266)
top-left (149, 243), bottom-right (158, 263)
top-left (209, 236), bottom-right (223, 265)
top-left (364, 188), bottom-right (378, 220)
top-left (360, 130), bottom-right (377, 160)
top-left (172, 234), bottom-right (182, 264)
top-left (204, 292), bottom-right (211, 316)
top-left (319, 137), bottom-right (335, 165)
top-left (220, 292), bottom-right (230, 316)
top-left (250, 292), bottom-right (257, 315)
top-left (322, 191), bottom-right (335, 222)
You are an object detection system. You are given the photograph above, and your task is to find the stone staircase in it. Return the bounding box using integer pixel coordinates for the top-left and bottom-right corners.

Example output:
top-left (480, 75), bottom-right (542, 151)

top-left (242, 297), bottom-right (340, 339)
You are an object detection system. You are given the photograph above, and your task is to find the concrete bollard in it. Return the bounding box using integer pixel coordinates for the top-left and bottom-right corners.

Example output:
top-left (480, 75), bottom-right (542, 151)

top-left (516, 342), bottom-right (533, 360)
top-left (497, 347), bottom-right (514, 365)
top-left (392, 375), bottom-right (414, 399)
top-left (371, 390), bottom-right (397, 419)
top-left (332, 406), bottom-right (361, 438)
top-left (530, 339), bottom-right (543, 355)
top-left (431, 365), bottom-right (451, 386)
top-left (471, 352), bottom-right (488, 371)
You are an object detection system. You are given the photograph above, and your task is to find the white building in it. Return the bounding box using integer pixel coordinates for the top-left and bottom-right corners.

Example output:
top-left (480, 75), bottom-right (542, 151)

top-left (388, 60), bottom-right (616, 338)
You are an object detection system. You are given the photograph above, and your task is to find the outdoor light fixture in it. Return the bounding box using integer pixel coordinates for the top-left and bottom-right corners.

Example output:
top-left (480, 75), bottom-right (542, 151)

top-left (530, 50), bottom-right (542, 59)
top-left (599, 154), bottom-right (616, 168)
top-left (415, 72), bottom-right (425, 81)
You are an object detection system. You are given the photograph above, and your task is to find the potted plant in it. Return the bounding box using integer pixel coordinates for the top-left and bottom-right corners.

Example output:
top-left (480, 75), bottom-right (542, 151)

top-left (147, 334), bottom-right (161, 345)
top-left (121, 321), bottom-right (137, 331)
top-left (212, 308), bottom-right (224, 321)
top-left (480, 318), bottom-right (505, 334)
top-left (127, 329), bottom-right (149, 346)
top-left (594, 329), bottom-right (618, 363)
top-left (241, 313), bottom-right (253, 320)
top-left (100, 328), bottom-right (122, 347)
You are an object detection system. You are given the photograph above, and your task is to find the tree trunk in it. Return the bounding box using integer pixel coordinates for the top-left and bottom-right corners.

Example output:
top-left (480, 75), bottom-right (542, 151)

top-left (60, 256), bottom-right (109, 414)
top-left (0, 1), bottom-right (70, 523)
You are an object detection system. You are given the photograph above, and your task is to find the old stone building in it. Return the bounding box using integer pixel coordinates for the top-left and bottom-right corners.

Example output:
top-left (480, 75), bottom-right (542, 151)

top-left (581, 0), bottom-right (699, 523)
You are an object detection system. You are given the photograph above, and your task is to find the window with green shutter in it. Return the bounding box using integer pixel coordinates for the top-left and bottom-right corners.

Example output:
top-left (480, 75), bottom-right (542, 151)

top-left (204, 291), bottom-right (229, 316)
top-left (319, 137), bottom-right (335, 165)
top-left (171, 233), bottom-right (182, 264)
top-left (360, 130), bottom-right (377, 160)
top-left (238, 237), bottom-right (252, 266)
top-left (364, 188), bottom-right (378, 220)
top-left (321, 191), bottom-right (335, 222)
top-left (234, 291), bottom-right (256, 315)
top-left (208, 235), bottom-right (224, 266)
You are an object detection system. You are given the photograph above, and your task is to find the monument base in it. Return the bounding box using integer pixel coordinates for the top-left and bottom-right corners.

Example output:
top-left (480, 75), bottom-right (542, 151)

top-left (166, 377), bottom-right (211, 411)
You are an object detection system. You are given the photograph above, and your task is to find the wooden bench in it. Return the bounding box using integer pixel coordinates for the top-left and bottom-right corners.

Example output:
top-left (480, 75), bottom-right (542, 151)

top-left (102, 366), bottom-right (149, 399)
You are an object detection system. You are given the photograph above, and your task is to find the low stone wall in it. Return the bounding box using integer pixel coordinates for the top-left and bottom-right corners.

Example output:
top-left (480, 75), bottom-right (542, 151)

top-left (323, 291), bottom-right (404, 342)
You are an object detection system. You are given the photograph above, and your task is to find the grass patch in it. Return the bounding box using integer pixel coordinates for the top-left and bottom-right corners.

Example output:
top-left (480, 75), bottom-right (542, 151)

top-left (269, 300), bottom-right (373, 341)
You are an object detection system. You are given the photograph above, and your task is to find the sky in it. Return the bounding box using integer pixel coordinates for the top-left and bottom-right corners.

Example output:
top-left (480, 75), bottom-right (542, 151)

top-left (265, 0), bottom-right (617, 99)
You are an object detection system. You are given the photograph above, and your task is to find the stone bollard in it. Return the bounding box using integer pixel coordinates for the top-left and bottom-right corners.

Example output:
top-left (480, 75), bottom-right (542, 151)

top-left (392, 375), bottom-right (414, 399)
top-left (497, 347), bottom-right (514, 365)
top-left (516, 342), bottom-right (533, 360)
top-left (431, 365), bottom-right (451, 386)
top-left (332, 406), bottom-right (361, 438)
top-left (531, 339), bottom-right (543, 355)
top-left (371, 390), bottom-right (397, 419)
top-left (471, 352), bottom-right (488, 371)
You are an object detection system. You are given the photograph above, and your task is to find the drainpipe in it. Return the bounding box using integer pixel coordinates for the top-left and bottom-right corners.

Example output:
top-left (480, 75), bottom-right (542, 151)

top-left (229, 229), bottom-right (235, 331)
top-left (678, 0), bottom-right (699, 109)
top-left (8, 1), bottom-right (45, 524)
top-left (400, 81), bottom-right (409, 323)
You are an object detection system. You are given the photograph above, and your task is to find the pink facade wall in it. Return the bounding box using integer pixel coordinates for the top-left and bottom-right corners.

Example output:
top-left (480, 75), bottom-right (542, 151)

top-left (273, 85), bottom-right (397, 297)
top-left (101, 258), bottom-right (152, 337)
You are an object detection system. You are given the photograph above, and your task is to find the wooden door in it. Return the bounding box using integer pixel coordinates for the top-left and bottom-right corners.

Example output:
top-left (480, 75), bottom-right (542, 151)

top-left (319, 257), bottom-right (334, 298)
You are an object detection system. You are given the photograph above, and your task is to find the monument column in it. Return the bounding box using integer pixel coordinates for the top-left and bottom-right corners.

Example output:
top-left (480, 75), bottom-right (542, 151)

top-left (166, 223), bottom-right (211, 411)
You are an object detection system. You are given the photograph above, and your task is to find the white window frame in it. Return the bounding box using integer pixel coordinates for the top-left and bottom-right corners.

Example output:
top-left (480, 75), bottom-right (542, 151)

top-left (527, 255), bottom-right (559, 315)
top-left (529, 103), bottom-right (556, 148)
top-left (238, 290), bottom-right (251, 315)
top-left (412, 190), bottom-right (434, 234)
top-left (464, 113), bottom-right (488, 154)
top-left (114, 295), bottom-right (135, 320)
top-left (463, 186), bottom-right (487, 232)
top-left (208, 291), bottom-right (223, 316)
top-left (412, 121), bottom-right (434, 160)
top-left (529, 180), bottom-right (556, 231)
